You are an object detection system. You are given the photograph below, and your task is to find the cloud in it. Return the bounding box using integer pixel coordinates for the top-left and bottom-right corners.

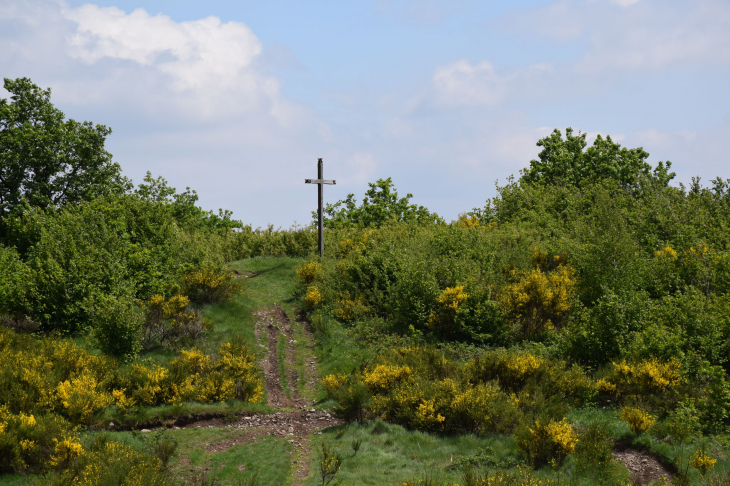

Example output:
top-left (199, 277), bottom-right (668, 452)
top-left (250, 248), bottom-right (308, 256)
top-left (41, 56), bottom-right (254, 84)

top-left (501, 0), bottom-right (730, 71)
top-left (431, 60), bottom-right (552, 108)
top-left (34, 3), bottom-right (305, 124)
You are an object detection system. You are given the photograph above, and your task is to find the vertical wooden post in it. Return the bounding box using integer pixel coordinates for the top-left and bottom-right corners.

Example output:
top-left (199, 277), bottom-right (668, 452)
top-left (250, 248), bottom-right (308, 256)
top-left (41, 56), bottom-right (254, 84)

top-left (305, 159), bottom-right (335, 257)
top-left (317, 158), bottom-right (324, 257)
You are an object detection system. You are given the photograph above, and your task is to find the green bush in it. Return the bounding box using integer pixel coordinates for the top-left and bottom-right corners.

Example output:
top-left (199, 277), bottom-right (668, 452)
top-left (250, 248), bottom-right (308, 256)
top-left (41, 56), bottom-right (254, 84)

top-left (88, 293), bottom-right (143, 359)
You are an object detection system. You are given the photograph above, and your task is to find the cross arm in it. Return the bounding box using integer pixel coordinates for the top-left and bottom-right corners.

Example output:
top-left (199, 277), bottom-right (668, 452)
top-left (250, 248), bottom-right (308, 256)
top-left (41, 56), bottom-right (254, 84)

top-left (305, 179), bottom-right (336, 185)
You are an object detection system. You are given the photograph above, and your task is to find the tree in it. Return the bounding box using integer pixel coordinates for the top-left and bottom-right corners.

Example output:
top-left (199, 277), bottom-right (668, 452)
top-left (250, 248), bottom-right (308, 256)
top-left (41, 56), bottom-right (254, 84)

top-left (0, 77), bottom-right (126, 222)
top-left (315, 177), bottom-right (441, 228)
top-left (520, 128), bottom-right (675, 188)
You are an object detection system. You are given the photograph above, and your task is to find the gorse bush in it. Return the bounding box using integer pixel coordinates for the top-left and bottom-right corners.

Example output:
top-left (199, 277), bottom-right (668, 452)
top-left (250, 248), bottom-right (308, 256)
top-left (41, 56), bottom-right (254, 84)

top-left (0, 405), bottom-right (79, 474)
top-left (515, 417), bottom-right (578, 467)
top-left (140, 294), bottom-right (211, 350)
top-left (323, 346), bottom-right (593, 435)
top-left (0, 326), bottom-right (263, 425)
top-left (180, 265), bottom-right (240, 305)
top-left (38, 434), bottom-right (174, 486)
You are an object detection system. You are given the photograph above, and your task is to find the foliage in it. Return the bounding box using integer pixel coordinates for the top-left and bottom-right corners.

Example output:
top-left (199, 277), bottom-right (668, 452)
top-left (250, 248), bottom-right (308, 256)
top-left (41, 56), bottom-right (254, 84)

top-left (515, 417), bottom-right (578, 467)
top-left (38, 434), bottom-right (174, 486)
top-left (0, 78), bottom-right (127, 226)
top-left (141, 294), bottom-right (210, 350)
top-left (89, 293), bottom-right (144, 359)
top-left (620, 406), bottom-right (655, 434)
top-left (318, 178), bottom-right (441, 228)
top-left (180, 265), bottom-right (241, 305)
top-left (690, 448), bottom-right (717, 476)
top-left (318, 442), bottom-right (343, 486)
top-left (519, 127), bottom-right (675, 189)
top-left (324, 346), bottom-right (593, 435)
top-left (0, 326), bottom-right (263, 425)
top-left (500, 264), bottom-right (576, 338)
top-left (0, 405), bottom-right (78, 474)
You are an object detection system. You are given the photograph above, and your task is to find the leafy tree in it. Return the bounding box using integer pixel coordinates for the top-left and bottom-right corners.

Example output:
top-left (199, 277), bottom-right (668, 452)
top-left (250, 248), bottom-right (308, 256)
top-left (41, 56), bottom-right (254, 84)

top-left (0, 77), bottom-right (126, 222)
top-left (316, 177), bottom-right (441, 228)
top-left (134, 172), bottom-right (241, 231)
top-left (520, 127), bottom-right (675, 188)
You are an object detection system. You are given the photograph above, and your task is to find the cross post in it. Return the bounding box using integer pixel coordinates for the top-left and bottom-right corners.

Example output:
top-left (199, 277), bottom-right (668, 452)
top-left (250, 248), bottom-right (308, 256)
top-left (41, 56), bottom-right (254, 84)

top-left (305, 158), bottom-right (336, 257)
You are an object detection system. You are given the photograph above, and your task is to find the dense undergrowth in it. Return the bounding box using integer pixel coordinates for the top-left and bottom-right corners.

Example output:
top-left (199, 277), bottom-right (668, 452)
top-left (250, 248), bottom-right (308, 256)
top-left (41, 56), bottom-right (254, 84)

top-left (298, 176), bottom-right (730, 484)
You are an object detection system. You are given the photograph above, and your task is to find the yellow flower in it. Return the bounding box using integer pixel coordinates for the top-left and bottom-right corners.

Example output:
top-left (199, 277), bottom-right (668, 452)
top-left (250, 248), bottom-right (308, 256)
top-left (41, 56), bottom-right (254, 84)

top-left (621, 406), bottom-right (655, 434)
top-left (296, 260), bottom-right (322, 284)
top-left (656, 246), bottom-right (678, 259)
top-left (690, 450), bottom-right (716, 475)
top-left (48, 437), bottom-right (83, 468)
top-left (304, 286), bottom-right (324, 309)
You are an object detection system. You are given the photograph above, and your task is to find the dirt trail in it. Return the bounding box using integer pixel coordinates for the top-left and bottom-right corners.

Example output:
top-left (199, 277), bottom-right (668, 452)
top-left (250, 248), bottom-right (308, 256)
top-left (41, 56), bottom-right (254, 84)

top-left (612, 445), bottom-right (674, 485)
top-left (252, 305), bottom-right (342, 485)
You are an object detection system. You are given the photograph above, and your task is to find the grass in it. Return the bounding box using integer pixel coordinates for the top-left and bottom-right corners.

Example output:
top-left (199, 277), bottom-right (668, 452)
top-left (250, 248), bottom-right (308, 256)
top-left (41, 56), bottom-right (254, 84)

top-left (168, 427), bottom-right (293, 486)
top-left (303, 419), bottom-right (523, 486)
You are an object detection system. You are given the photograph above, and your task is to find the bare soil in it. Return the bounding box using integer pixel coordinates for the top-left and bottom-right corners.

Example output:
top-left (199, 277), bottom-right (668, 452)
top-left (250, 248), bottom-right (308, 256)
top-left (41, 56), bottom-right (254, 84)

top-left (612, 444), bottom-right (674, 485)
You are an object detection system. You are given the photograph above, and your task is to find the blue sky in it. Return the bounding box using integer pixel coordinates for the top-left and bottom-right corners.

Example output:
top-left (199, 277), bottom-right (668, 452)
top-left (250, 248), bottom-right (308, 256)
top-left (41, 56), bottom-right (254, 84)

top-left (2, 0), bottom-right (729, 227)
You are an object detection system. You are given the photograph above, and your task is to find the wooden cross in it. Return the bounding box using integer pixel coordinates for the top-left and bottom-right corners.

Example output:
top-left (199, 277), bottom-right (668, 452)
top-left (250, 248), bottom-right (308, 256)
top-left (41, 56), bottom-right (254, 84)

top-left (305, 158), bottom-right (336, 257)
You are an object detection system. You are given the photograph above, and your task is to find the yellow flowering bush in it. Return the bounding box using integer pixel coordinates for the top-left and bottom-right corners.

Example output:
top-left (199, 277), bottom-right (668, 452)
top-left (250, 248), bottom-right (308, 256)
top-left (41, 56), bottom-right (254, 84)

top-left (364, 364), bottom-right (412, 393)
top-left (413, 398), bottom-right (445, 430)
top-left (56, 374), bottom-right (113, 425)
top-left (427, 286), bottom-right (469, 336)
top-left (47, 435), bottom-right (84, 469)
top-left (321, 374), bottom-right (348, 397)
top-left (621, 406), bottom-right (655, 434)
top-left (500, 265), bottom-right (576, 338)
top-left (141, 294), bottom-right (211, 349)
top-left (304, 286), bottom-right (325, 309)
top-left (296, 260), bottom-right (323, 284)
top-left (516, 418), bottom-right (578, 467)
top-left (690, 449), bottom-right (717, 476)
top-left (47, 436), bottom-right (173, 486)
top-left (167, 342), bottom-right (263, 404)
top-left (334, 291), bottom-right (368, 321)
top-left (0, 405), bottom-right (79, 474)
top-left (457, 214), bottom-right (482, 228)
top-left (180, 264), bottom-right (241, 304)
top-left (602, 358), bottom-right (681, 398)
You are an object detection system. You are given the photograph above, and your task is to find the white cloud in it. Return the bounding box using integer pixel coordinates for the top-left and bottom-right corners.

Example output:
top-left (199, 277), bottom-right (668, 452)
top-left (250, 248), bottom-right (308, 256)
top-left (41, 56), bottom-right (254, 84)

top-left (501, 0), bottom-right (730, 71)
top-left (433, 60), bottom-right (505, 107)
top-left (431, 60), bottom-right (552, 108)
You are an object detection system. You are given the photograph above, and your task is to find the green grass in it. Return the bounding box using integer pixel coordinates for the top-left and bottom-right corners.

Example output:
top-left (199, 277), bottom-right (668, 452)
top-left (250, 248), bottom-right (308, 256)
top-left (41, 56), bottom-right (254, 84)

top-left (303, 419), bottom-right (522, 486)
top-left (169, 427), bottom-right (293, 486)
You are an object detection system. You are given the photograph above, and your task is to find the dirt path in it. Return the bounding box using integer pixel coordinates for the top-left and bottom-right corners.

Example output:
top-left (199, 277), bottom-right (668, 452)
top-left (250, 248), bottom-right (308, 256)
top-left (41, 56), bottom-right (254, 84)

top-left (612, 445), bottom-right (674, 485)
top-left (251, 305), bottom-right (341, 485)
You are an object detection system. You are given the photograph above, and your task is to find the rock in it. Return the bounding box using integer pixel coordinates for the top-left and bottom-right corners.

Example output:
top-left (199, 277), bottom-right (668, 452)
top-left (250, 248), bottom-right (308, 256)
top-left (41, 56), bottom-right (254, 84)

top-left (141, 429), bottom-right (151, 433)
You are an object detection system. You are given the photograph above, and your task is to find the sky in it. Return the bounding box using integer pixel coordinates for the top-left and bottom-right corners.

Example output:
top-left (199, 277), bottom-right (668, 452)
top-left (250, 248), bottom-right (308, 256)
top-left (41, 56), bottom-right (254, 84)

top-left (1, 0), bottom-right (729, 227)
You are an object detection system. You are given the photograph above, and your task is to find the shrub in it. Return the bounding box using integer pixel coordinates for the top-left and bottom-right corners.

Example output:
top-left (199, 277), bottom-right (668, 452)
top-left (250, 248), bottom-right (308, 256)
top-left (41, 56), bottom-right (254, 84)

top-left (39, 435), bottom-right (174, 486)
top-left (0, 406), bottom-right (77, 474)
top-left (296, 260), bottom-right (322, 284)
top-left (141, 294), bottom-right (210, 350)
top-left (574, 422), bottom-right (615, 478)
top-left (500, 265), bottom-right (577, 338)
top-left (318, 442), bottom-right (343, 486)
top-left (601, 358), bottom-right (681, 400)
top-left (516, 417), bottom-right (578, 467)
top-left (621, 406), bottom-right (655, 434)
top-left (180, 265), bottom-right (241, 304)
top-left (690, 448), bottom-right (717, 476)
top-left (305, 286), bottom-right (325, 310)
top-left (56, 373), bottom-right (113, 425)
top-left (88, 293), bottom-right (143, 359)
